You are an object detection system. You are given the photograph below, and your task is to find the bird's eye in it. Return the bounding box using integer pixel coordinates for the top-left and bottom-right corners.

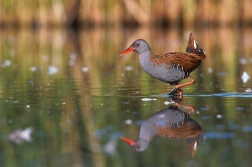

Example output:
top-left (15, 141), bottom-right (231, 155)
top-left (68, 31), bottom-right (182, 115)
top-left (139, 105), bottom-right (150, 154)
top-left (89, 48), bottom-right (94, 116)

top-left (136, 43), bottom-right (139, 47)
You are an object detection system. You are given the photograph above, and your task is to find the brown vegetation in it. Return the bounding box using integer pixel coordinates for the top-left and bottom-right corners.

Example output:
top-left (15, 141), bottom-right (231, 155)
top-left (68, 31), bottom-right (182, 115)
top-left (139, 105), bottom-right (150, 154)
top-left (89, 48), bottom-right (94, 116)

top-left (0, 0), bottom-right (252, 28)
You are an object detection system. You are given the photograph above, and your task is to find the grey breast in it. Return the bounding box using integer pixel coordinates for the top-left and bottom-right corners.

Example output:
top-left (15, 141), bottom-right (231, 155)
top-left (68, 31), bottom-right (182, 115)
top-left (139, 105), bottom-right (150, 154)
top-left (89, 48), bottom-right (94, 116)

top-left (140, 58), bottom-right (186, 83)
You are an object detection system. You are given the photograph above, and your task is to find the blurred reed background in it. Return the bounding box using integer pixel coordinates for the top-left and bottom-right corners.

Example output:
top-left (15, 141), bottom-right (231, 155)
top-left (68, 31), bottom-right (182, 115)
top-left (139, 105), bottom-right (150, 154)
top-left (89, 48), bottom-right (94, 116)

top-left (0, 1), bottom-right (252, 166)
top-left (0, 0), bottom-right (252, 28)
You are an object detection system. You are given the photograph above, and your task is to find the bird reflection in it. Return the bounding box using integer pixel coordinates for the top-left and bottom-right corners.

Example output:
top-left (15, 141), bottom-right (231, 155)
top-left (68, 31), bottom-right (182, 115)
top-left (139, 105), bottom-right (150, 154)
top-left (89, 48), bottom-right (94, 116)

top-left (121, 99), bottom-right (205, 157)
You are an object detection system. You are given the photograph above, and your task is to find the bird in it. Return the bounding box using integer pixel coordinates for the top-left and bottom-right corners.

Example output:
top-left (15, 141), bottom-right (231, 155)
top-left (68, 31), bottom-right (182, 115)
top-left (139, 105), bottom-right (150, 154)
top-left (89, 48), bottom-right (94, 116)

top-left (120, 106), bottom-right (205, 157)
top-left (119, 32), bottom-right (206, 95)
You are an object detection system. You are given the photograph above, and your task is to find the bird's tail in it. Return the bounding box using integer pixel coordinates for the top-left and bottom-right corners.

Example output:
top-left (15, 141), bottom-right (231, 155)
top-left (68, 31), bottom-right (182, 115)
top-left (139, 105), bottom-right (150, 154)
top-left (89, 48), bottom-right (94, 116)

top-left (186, 32), bottom-right (206, 60)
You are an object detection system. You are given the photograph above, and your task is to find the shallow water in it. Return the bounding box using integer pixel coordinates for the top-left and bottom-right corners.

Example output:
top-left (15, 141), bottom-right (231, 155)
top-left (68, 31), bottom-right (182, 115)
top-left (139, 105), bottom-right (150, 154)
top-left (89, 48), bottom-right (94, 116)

top-left (0, 27), bottom-right (252, 167)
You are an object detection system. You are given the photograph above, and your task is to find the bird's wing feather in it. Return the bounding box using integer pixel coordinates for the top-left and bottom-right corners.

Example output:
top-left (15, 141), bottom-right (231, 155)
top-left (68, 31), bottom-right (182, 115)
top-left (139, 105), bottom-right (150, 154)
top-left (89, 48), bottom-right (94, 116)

top-left (150, 52), bottom-right (202, 72)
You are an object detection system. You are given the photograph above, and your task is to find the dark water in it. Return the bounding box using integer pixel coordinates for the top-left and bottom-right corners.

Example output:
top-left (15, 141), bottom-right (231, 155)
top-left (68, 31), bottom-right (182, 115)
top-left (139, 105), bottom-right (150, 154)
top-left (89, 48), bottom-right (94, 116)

top-left (0, 28), bottom-right (252, 167)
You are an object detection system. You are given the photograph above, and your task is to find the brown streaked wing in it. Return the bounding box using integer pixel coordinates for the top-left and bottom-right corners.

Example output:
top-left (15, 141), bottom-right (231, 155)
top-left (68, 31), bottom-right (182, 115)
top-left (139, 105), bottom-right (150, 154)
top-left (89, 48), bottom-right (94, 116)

top-left (155, 124), bottom-right (203, 138)
top-left (150, 52), bottom-right (203, 72)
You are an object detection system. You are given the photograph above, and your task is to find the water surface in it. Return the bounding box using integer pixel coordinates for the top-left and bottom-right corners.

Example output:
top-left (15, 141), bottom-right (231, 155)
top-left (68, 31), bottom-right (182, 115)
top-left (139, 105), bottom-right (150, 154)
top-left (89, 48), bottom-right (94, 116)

top-left (0, 27), bottom-right (252, 167)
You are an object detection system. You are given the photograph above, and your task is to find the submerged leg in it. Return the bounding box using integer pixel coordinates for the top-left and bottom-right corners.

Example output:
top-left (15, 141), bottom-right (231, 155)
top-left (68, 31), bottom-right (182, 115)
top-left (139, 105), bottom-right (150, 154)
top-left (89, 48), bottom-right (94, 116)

top-left (174, 101), bottom-right (195, 114)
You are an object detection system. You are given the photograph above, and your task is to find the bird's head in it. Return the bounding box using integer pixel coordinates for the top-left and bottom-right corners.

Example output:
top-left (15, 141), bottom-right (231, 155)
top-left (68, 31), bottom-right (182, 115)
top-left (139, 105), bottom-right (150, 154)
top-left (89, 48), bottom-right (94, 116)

top-left (119, 39), bottom-right (151, 57)
top-left (120, 136), bottom-right (149, 152)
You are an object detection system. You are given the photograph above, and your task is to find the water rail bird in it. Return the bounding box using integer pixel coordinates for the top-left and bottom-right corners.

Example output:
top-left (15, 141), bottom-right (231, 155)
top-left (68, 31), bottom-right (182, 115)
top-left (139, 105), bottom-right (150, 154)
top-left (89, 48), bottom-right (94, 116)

top-left (119, 32), bottom-right (206, 95)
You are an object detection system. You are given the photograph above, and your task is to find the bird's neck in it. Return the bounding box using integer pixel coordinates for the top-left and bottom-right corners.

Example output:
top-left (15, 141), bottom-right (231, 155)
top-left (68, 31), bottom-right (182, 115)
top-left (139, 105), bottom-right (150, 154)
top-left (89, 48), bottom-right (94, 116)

top-left (139, 50), bottom-right (152, 60)
top-left (139, 51), bottom-right (155, 72)
top-left (138, 121), bottom-right (156, 142)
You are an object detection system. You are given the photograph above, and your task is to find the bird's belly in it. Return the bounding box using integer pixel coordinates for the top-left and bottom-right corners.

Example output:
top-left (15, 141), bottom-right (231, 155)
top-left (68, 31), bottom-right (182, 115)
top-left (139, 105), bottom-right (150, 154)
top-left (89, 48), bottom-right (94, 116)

top-left (143, 64), bottom-right (185, 84)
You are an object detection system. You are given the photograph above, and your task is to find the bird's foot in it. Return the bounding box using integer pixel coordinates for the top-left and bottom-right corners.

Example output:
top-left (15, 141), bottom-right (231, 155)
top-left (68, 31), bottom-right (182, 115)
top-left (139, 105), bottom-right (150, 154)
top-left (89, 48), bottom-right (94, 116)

top-left (168, 88), bottom-right (183, 96)
top-left (168, 88), bottom-right (183, 102)
top-left (168, 88), bottom-right (178, 96)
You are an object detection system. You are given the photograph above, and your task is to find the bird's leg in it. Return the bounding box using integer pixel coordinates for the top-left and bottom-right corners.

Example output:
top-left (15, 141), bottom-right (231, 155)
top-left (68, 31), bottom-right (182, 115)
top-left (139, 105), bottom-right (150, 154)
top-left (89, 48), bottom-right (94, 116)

top-left (169, 77), bottom-right (195, 96)
top-left (174, 76), bottom-right (196, 90)
top-left (178, 89), bottom-right (183, 96)
top-left (177, 89), bottom-right (183, 101)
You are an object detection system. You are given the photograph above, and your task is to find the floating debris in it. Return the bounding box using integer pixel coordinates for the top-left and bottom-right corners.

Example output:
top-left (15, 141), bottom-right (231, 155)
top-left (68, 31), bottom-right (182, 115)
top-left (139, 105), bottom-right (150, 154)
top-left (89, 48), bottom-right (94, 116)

top-left (239, 58), bottom-right (247, 64)
top-left (124, 119), bottom-right (132, 125)
top-left (207, 67), bottom-right (213, 73)
top-left (241, 71), bottom-right (250, 83)
top-left (2, 60), bottom-right (12, 68)
top-left (141, 98), bottom-right (157, 101)
top-left (70, 53), bottom-right (77, 60)
top-left (245, 88), bottom-right (252, 93)
top-left (82, 67), bottom-right (89, 72)
top-left (30, 66), bottom-right (37, 72)
top-left (8, 127), bottom-right (33, 144)
top-left (216, 114), bottom-right (223, 119)
top-left (48, 66), bottom-right (58, 75)
top-left (164, 101), bottom-right (174, 105)
top-left (125, 66), bottom-right (133, 71)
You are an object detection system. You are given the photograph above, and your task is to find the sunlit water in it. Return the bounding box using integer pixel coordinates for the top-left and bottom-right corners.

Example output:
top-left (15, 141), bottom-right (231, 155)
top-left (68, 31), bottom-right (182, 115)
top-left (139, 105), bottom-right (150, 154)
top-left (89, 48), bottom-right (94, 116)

top-left (0, 28), bottom-right (252, 167)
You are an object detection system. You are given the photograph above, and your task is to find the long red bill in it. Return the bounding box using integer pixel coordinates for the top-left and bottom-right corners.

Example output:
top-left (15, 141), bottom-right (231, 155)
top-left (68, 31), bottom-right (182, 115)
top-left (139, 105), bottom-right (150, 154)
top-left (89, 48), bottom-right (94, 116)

top-left (120, 136), bottom-right (135, 146)
top-left (119, 47), bottom-right (134, 57)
